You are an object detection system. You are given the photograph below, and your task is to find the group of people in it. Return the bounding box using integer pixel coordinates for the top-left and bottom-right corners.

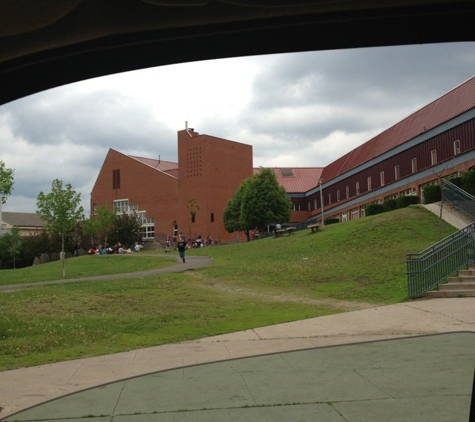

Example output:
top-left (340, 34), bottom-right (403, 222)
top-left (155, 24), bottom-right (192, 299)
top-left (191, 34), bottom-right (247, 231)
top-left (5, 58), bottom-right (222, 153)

top-left (87, 241), bottom-right (143, 255)
top-left (164, 234), bottom-right (216, 253)
top-left (165, 234), bottom-right (217, 263)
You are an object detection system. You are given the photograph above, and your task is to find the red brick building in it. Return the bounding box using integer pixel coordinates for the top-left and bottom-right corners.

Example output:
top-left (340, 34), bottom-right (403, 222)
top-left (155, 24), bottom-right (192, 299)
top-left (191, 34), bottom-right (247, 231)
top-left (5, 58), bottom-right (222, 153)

top-left (91, 129), bottom-right (253, 243)
top-left (91, 76), bottom-right (475, 244)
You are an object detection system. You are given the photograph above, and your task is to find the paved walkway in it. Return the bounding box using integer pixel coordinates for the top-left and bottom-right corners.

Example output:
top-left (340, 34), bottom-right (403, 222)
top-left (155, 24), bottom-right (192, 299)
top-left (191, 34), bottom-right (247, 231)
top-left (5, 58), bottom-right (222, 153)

top-left (0, 254), bottom-right (214, 292)
top-left (1, 248), bottom-right (475, 421)
top-left (1, 296), bottom-right (474, 421)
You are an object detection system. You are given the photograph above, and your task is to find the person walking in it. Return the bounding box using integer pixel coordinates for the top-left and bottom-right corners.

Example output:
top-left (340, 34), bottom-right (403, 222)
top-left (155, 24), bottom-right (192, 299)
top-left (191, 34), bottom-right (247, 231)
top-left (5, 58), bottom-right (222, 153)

top-left (176, 236), bottom-right (187, 263)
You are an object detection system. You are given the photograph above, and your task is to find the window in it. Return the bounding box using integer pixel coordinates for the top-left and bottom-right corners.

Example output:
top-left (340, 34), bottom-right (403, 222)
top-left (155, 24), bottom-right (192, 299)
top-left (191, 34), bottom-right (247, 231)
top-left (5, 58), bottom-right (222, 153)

top-left (328, 193), bottom-right (332, 204)
top-left (380, 171), bottom-right (385, 186)
top-left (361, 206), bottom-right (366, 218)
top-left (210, 213), bottom-right (214, 222)
top-left (293, 203), bottom-right (300, 211)
top-left (342, 211), bottom-right (348, 222)
top-left (112, 169), bottom-right (120, 189)
top-left (351, 208), bottom-right (359, 220)
top-left (337, 190), bottom-right (340, 201)
top-left (412, 158), bottom-right (417, 173)
top-left (395, 165), bottom-right (400, 180)
top-left (314, 198), bottom-right (317, 210)
top-left (142, 226), bottom-right (155, 239)
top-left (346, 186), bottom-right (349, 198)
top-left (307, 202), bottom-right (311, 211)
top-left (93, 203), bottom-right (98, 215)
top-left (113, 199), bottom-right (129, 214)
top-left (367, 176), bottom-right (372, 191)
top-left (191, 213), bottom-right (196, 223)
top-left (431, 150), bottom-right (437, 165)
top-left (454, 140), bottom-right (461, 155)
top-left (356, 182), bottom-right (360, 195)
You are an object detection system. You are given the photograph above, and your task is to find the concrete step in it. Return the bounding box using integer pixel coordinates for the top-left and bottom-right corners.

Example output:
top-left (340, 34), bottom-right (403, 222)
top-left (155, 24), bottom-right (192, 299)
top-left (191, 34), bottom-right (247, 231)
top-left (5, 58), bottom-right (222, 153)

top-left (439, 281), bottom-right (475, 290)
top-left (425, 289), bottom-right (475, 298)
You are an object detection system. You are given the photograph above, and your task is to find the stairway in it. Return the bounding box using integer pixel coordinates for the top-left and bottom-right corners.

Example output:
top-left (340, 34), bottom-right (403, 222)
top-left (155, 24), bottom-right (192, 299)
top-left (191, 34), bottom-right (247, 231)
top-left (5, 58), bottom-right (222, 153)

top-left (425, 266), bottom-right (475, 298)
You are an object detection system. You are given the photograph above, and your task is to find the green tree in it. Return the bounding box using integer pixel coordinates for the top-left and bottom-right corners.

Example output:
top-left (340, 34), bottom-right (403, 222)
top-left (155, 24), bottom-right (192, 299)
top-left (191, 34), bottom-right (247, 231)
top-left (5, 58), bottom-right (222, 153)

top-left (0, 161), bottom-right (14, 204)
top-left (0, 227), bottom-right (22, 269)
top-left (96, 203), bottom-right (116, 253)
top-left (36, 179), bottom-right (84, 278)
top-left (82, 217), bottom-right (99, 248)
top-left (240, 168), bottom-right (292, 235)
top-left (223, 178), bottom-right (253, 241)
top-left (108, 211), bottom-right (142, 248)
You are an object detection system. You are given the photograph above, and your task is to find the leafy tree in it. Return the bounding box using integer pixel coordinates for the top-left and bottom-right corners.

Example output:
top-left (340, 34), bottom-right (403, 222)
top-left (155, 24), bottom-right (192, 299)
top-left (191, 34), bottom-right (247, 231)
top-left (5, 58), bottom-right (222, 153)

top-left (0, 227), bottom-right (22, 269)
top-left (36, 179), bottom-right (84, 278)
top-left (108, 211), bottom-right (142, 248)
top-left (81, 217), bottom-right (99, 248)
top-left (186, 197), bottom-right (200, 237)
top-left (96, 203), bottom-right (116, 252)
top-left (223, 178), bottom-right (253, 240)
top-left (240, 168), bottom-right (292, 235)
top-left (0, 161), bottom-right (14, 204)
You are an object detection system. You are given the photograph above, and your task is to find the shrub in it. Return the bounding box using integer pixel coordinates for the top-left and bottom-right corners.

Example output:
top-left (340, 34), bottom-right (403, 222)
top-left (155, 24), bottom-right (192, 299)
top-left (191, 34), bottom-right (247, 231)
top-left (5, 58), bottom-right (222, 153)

top-left (449, 176), bottom-right (463, 188)
top-left (423, 185), bottom-right (441, 204)
top-left (383, 198), bottom-right (398, 212)
top-left (365, 203), bottom-right (384, 216)
top-left (462, 170), bottom-right (475, 196)
top-left (397, 195), bottom-right (420, 208)
top-left (324, 218), bottom-right (340, 225)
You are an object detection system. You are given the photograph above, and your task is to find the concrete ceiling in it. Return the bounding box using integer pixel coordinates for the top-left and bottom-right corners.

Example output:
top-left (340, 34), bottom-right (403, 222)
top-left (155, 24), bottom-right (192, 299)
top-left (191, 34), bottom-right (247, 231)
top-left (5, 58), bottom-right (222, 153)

top-left (1, 0), bottom-right (475, 105)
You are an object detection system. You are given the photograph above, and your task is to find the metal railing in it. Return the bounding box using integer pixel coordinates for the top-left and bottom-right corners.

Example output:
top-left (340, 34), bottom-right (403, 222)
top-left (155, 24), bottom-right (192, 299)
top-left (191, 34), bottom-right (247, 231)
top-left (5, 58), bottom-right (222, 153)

top-left (442, 179), bottom-right (475, 221)
top-left (407, 222), bottom-right (475, 298)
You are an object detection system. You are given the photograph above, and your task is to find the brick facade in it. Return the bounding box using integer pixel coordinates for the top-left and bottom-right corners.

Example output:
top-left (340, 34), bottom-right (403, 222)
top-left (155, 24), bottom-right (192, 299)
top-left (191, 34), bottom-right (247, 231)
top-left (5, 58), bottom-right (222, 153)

top-left (90, 129), bottom-right (253, 245)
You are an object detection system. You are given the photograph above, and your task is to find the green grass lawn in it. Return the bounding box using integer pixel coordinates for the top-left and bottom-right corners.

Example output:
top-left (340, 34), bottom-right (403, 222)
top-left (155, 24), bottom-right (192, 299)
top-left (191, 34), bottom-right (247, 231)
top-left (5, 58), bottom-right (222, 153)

top-left (0, 254), bottom-right (176, 286)
top-left (0, 206), bottom-right (457, 370)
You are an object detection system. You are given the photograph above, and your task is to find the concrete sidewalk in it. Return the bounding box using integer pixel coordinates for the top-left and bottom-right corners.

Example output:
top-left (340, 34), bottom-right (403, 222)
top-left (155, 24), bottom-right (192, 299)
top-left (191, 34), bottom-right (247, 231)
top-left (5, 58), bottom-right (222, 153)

top-left (1, 298), bottom-right (474, 421)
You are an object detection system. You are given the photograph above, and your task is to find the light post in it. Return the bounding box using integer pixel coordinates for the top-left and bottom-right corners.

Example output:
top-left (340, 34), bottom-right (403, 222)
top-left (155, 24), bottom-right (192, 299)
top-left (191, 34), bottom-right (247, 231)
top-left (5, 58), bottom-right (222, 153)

top-left (319, 178), bottom-right (324, 226)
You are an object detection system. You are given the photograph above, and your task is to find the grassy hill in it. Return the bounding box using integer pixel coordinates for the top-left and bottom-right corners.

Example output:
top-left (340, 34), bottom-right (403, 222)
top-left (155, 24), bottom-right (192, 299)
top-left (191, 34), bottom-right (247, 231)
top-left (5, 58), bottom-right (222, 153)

top-left (193, 205), bottom-right (456, 304)
top-left (0, 205), bottom-right (457, 370)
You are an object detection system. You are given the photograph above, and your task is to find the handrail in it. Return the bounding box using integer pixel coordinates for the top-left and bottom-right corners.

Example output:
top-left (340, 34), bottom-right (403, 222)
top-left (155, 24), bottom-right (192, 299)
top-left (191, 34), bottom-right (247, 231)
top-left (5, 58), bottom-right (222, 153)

top-left (442, 179), bottom-right (475, 221)
top-left (407, 221), bottom-right (475, 298)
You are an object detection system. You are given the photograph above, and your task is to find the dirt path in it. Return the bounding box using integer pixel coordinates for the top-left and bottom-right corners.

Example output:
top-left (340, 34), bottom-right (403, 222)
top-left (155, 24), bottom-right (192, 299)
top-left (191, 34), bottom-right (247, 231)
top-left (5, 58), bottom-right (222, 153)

top-left (199, 280), bottom-right (380, 312)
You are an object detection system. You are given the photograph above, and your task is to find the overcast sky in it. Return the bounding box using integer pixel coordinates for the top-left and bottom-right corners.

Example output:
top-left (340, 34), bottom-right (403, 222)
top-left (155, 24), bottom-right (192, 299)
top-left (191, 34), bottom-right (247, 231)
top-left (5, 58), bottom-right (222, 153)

top-left (2, 41), bottom-right (475, 215)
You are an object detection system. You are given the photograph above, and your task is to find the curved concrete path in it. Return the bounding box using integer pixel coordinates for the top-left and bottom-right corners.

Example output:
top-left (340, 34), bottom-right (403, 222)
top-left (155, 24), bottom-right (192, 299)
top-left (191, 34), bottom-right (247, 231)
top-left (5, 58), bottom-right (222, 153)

top-left (0, 255), bottom-right (474, 420)
top-left (0, 254), bottom-right (214, 292)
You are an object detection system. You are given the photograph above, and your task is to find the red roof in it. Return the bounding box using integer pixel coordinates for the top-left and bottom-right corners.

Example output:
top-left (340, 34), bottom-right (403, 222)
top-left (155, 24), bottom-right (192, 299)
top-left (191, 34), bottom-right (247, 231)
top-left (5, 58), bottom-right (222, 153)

top-left (254, 167), bottom-right (323, 193)
top-left (129, 156), bottom-right (178, 178)
top-left (323, 75), bottom-right (475, 182)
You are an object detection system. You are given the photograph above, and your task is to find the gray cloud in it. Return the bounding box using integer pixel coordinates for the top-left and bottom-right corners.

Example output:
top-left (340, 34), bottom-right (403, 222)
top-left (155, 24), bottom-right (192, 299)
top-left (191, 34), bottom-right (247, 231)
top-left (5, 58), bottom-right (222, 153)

top-left (2, 42), bottom-right (475, 214)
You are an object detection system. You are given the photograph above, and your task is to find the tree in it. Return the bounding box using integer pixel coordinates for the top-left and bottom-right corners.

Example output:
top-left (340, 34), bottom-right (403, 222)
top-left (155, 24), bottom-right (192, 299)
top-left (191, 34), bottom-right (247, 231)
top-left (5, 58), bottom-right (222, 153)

top-left (36, 179), bottom-right (84, 278)
top-left (0, 227), bottom-right (22, 269)
top-left (82, 217), bottom-right (99, 248)
top-left (223, 178), bottom-right (253, 241)
top-left (186, 197), bottom-right (200, 238)
top-left (0, 161), bottom-right (14, 204)
top-left (108, 211), bottom-right (142, 248)
top-left (224, 168), bottom-right (292, 239)
top-left (96, 203), bottom-right (116, 253)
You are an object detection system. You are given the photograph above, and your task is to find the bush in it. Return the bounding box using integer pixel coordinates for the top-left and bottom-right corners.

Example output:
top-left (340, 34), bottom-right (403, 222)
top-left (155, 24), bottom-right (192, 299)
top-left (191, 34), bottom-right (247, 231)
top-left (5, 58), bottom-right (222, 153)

top-left (462, 170), bottom-right (475, 196)
top-left (423, 185), bottom-right (441, 204)
top-left (324, 218), bottom-right (340, 225)
top-left (383, 198), bottom-right (398, 212)
top-left (449, 176), bottom-right (463, 188)
top-left (365, 203), bottom-right (384, 216)
top-left (397, 195), bottom-right (420, 208)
